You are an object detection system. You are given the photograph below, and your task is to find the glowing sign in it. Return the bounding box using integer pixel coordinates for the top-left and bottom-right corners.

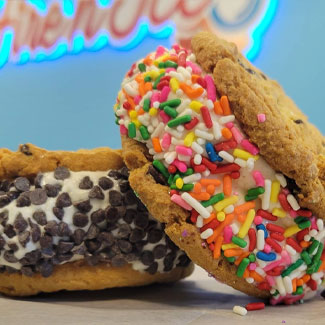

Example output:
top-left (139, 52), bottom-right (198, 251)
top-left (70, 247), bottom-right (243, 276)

top-left (0, 0), bottom-right (278, 68)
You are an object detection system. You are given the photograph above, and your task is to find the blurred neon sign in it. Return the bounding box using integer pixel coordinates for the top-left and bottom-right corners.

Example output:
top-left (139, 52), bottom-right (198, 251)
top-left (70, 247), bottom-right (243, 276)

top-left (0, 0), bottom-right (278, 68)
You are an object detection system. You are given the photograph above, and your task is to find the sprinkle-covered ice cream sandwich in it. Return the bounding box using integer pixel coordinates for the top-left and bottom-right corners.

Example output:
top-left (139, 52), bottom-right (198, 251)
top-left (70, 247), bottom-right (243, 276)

top-left (114, 32), bottom-right (325, 304)
top-left (0, 144), bottom-right (192, 296)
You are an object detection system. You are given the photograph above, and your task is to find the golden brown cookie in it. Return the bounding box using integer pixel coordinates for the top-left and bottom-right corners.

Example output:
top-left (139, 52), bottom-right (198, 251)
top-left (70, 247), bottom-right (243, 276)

top-left (0, 144), bottom-right (193, 296)
top-left (115, 33), bottom-right (325, 301)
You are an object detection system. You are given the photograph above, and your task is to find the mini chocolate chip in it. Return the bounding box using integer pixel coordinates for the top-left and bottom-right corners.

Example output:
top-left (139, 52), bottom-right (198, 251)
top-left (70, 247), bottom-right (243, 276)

top-left (20, 144), bottom-right (32, 156)
top-left (0, 191), bottom-right (5, 196)
top-left (123, 209), bottom-right (136, 224)
top-left (30, 189), bottom-right (47, 205)
top-left (73, 228), bottom-right (86, 245)
top-left (0, 236), bottom-right (5, 250)
top-left (21, 266), bottom-right (34, 277)
top-left (85, 240), bottom-right (100, 253)
top-left (119, 167), bottom-right (129, 179)
top-left (141, 251), bottom-right (154, 266)
top-left (125, 253), bottom-right (137, 262)
top-left (0, 195), bottom-right (11, 208)
top-left (89, 185), bottom-right (104, 200)
top-left (163, 252), bottom-right (176, 272)
top-left (44, 221), bottom-right (58, 236)
top-left (53, 207), bottom-right (64, 220)
top-left (153, 245), bottom-right (167, 259)
top-left (166, 237), bottom-right (178, 252)
top-left (137, 200), bottom-right (148, 212)
top-left (261, 73), bottom-right (267, 80)
top-left (16, 193), bottom-right (31, 207)
top-left (34, 173), bottom-right (43, 188)
top-left (106, 207), bottom-right (119, 223)
top-left (148, 229), bottom-right (163, 243)
top-left (0, 210), bottom-right (8, 226)
top-left (124, 190), bottom-right (138, 205)
top-left (4, 224), bottom-right (16, 238)
top-left (294, 119), bottom-right (304, 124)
top-left (57, 252), bottom-right (73, 262)
top-left (86, 224), bottom-right (100, 240)
top-left (41, 247), bottom-right (55, 258)
top-left (118, 224), bottom-right (131, 238)
top-left (285, 176), bottom-right (300, 195)
top-left (109, 190), bottom-right (123, 206)
top-left (98, 177), bottom-right (114, 190)
top-left (4, 251), bottom-right (18, 263)
top-left (32, 210), bottom-right (47, 225)
top-left (146, 262), bottom-right (158, 275)
top-left (58, 222), bottom-right (70, 237)
top-left (0, 180), bottom-right (10, 192)
top-left (79, 176), bottom-right (93, 189)
top-left (118, 240), bottom-right (133, 254)
top-left (246, 67), bottom-right (255, 75)
top-left (108, 170), bottom-right (122, 180)
top-left (74, 199), bottom-right (92, 213)
top-left (7, 191), bottom-right (20, 200)
top-left (177, 254), bottom-right (191, 267)
top-left (134, 213), bottom-right (149, 229)
top-left (45, 184), bottom-right (60, 197)
top-left (30, 223), bottom-right (41, 242)
top-left (24, 250), bottom-right (41, 264)
top-left (129, 228), bottom-right (145, 243)
top-left (39, 260), bottom-right (53, 277)
top-left (91, 209), bottom-right (106, 224)
top-left (111, 255), bottom-right (126, 267)
top-left (18, 231), bottom-right (30, 247)
top-left (56, 192), bottom-right (72, 208)
top-left (8, 243), bottom-right (18, 251)
top-left (40, 234), bottom-right (53, 248)
top-left (14, 177), bottom-right (30, 192)
top-left (119, 181), bottom-right (130, 193)
top-left (98, 232), bottom-right (115, 246)
top-left (73, 212), bottom-right (89, 228)
top-left (135, 240), bottom-right (147, 252)
top-left (147, 165), bottom-right (166, 185)
top-left (85, 255), bottom-right (100, 266)
top-left (57, 241), bottom-right (74, 254)
top-left (54, 166), bottom-right (70, 180)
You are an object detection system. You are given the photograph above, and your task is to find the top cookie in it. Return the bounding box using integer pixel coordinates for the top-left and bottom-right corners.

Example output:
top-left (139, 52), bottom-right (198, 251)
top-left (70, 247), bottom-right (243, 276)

top-left (192, 32), bottom-right (325, 218)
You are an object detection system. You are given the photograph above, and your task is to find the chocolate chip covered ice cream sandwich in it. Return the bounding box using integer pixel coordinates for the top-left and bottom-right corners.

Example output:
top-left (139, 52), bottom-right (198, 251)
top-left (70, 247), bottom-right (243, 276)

top-left (0, 144), bottom-right (192, 296)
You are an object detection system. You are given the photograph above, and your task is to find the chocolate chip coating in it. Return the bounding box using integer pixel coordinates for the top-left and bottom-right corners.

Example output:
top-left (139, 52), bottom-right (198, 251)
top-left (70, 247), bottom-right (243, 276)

top-left (73, 213), bottom-right (89, 228)
top-left (32, 210), bottom-right (47, 226)
top-left (98, 177), bottom-right (114, 190)
top-left (140, 251), bottom-right (154, 266)
top-left (109, 190), bottom-right (123, 206)
top-left (0, 167), bottom-right (190, 278)
top-left (14, 177), bottom-right (30, 192)
top-left (89, 186), bottom-right (104, 200)
top-left (45, 184), bottom-right (60, 197)
top-left (79, 176), bottom-right (93, 190)
top-left (16, 193), bottom-right (31, 207)
top-left (30, 189), bottom-right (47, 205)
top-left (54, 166), bottom-right (70, 180)
top-left (74, 200), bottom-right (92, 213)
top-left (56, 193), bottom-right (72, 208)
top-left (14, 213), bottom-right (28, 233)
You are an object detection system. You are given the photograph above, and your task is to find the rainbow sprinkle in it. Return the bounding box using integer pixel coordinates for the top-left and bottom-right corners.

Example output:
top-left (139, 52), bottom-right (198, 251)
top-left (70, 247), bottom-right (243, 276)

top-left (114, 44), bottom-right (325, 305)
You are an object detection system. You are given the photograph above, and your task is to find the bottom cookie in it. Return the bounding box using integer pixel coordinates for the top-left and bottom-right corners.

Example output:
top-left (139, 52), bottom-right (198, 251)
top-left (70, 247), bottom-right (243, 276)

top-left (0, 144), bottom-right (193, 296)
top-left (0, 260), bottom-right (193, 296)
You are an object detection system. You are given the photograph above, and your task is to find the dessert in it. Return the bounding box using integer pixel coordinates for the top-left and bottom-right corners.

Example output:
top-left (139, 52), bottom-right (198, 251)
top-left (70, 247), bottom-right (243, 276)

top-left (114, 32), bottom-right (325, 304)
top-left (0, 144), bottom-right (192, 296)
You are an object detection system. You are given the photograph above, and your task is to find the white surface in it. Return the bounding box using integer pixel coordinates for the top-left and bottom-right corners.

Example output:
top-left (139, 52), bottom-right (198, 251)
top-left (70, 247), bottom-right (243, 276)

top-left (0, 267), bottom-right (324, 325)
